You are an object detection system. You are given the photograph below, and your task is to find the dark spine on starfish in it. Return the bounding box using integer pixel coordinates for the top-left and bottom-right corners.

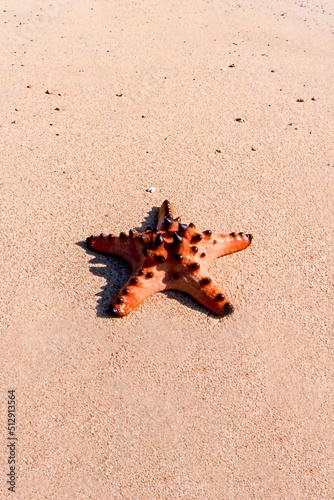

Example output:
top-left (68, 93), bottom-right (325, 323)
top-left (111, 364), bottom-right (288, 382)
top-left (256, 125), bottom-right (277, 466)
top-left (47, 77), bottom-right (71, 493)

top-left (173, 233), bottom-right (183, 246)
top-left (178, 223), bottom-right (188, 235)
top-left (204, 230), bottom-right (212, 237)
top-left (223, 303), bottom-right (234, 316)
top-left (138, 235), bottom-right (145, 244)
top-left (129, 229), bottom-right (137, 238)
top-left (156, 255), bottom-right (165, 263)
top-left (108, 306), bottom-right (122, 317)
top-left (164, 216), bottom-right (173, 230)
top-left (190, 262), bottom-right (200, 271)
top-left (120, 232), bottom-right (126, 239)
top-left (191, 234), bottom-right (203, 243)
top-left (155, 233), bottom-right (164, 246)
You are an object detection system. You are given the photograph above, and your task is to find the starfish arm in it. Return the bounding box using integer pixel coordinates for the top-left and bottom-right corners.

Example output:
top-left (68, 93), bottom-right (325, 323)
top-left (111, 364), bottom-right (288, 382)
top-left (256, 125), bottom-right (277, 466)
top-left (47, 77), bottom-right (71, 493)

top-left (157, 200), bottom-right (176, 228)
top-left (86, 233), bottom-right (142, 270)
top-left (204, 232), bottom-right (253, 263)
top-left (172, 272), bottom-right (234, 316)
top-left (107, 271), bottom-right (166, 317)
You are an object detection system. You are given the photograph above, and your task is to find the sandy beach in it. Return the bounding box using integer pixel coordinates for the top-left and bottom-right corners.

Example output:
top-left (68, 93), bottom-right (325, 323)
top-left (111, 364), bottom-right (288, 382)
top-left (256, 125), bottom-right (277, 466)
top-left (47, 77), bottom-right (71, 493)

top-left (1, 0), bottom-right (333, 498)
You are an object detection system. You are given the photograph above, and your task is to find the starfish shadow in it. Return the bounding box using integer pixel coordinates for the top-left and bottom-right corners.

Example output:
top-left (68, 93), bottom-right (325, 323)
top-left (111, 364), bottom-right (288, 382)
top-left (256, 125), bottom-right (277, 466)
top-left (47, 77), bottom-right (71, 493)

top-left (162, 289), bottom-right (220, 317)
top-left (78, 239), bottom-right (221, 318)
top-left (132, 205), bottom-right (160, 232)
top-left (77, 240), bottom-right (132, 317)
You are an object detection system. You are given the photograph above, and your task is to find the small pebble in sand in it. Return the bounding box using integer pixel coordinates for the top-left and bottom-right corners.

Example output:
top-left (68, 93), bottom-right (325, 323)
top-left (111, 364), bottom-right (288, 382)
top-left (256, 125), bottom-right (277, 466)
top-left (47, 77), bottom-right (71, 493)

top-left (251, 146), bottom-right (256, 151)
top-left (146, 187), bottom-right (156, 193)
top-left (311, 97), bottom-right (316, 101)
top-left (228, 64), bottom-right (235, 68)
top-left (116, 93), bottom-right (123, 97)
top-left (235, 118), bottom-right (245, 122)
top-left (215, 149), bottom-right (222, 153)
top-left (55, 107), bottom-right (61, 111)
top-left (296, 98), bottom-right (304, 102)
top-left (45, 90), bottom-right (52, 94)
top-left (27, 85), bottom-right (32, 88)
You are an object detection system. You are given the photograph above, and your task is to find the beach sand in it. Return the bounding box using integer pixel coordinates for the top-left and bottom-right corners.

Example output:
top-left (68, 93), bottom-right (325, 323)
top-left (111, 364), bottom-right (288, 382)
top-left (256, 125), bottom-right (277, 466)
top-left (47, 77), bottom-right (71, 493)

top-left (1, 0), bottom-right (333, 498)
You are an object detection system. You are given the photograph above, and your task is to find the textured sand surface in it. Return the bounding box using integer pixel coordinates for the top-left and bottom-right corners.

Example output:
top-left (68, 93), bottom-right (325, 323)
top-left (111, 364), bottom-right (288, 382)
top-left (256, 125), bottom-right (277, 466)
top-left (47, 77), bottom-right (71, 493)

top-left (1, 0), bottom-right (333, 498)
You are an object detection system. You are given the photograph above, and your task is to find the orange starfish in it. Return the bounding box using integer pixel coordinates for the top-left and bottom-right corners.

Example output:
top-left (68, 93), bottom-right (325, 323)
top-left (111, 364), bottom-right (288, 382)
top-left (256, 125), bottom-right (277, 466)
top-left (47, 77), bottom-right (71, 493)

top-left (87, 200), bottom-right (253, 317)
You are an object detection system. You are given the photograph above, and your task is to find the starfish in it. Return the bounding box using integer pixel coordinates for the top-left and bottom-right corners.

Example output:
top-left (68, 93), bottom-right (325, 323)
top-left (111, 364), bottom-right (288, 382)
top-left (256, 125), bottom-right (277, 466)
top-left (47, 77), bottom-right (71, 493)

top-left (86, 200), bottom-right (253, 317)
